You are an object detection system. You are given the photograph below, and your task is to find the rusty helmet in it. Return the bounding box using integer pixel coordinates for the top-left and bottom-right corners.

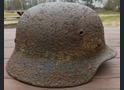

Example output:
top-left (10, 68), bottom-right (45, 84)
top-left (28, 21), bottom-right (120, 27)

top-left (7, 2), bottom-right (117, 87)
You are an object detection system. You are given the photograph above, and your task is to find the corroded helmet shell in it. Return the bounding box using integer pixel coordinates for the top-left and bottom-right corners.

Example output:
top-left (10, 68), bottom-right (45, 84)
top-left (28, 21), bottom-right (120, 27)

top-left (7, 2), bottom-right (117, 87)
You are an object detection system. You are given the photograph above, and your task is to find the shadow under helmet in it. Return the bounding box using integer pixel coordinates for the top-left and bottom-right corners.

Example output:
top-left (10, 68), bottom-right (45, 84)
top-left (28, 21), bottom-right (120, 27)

top-left (7, 2), bottom-right (117, 88)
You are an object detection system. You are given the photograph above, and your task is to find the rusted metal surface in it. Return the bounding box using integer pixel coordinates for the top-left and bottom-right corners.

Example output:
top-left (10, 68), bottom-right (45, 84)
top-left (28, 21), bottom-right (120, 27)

top-left (6, 2), bottom-right (117, 87)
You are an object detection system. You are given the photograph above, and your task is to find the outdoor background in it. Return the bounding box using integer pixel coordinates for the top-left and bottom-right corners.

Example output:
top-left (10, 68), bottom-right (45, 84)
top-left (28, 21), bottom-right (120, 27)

top-left (4, 0), bottom-right (120, 28)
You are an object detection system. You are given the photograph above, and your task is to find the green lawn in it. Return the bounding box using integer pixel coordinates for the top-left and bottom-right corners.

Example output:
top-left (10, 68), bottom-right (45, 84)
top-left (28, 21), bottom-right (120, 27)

top-left (4, 13), bottom-right (19, 17)
top-left (98, 11), bottom-right (120, 28)
top-left (4, 11), bottom-right (120, 28)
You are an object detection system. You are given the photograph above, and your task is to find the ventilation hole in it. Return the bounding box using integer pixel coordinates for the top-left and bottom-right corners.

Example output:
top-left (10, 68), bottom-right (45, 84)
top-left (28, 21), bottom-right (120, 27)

top-left (80, 31), bottom-right (83, 35)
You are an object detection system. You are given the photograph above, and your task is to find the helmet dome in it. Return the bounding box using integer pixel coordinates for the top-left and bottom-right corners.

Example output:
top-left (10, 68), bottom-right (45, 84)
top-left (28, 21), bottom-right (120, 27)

top-left (7, 2), bottom-right (117, 87)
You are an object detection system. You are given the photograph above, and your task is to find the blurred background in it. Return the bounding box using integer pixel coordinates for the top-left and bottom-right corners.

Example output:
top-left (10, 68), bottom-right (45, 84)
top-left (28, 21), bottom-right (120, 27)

top-left (4, 0), bottom-right (120, 28)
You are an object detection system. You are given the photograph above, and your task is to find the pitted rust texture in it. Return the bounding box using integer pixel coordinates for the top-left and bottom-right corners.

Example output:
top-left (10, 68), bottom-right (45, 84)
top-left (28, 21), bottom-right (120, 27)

top-left (7, 2), bottom-right (117, 87)
top-left (16, 2), bottom-right (105, 59)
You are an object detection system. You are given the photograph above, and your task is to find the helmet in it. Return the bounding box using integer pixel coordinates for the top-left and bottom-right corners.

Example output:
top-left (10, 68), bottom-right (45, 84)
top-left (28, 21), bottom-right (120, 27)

top-left (7, 2), bottom-right (117, 87)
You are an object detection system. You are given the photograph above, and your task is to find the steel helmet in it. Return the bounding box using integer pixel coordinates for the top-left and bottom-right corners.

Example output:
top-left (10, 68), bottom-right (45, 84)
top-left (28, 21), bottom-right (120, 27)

top-left (7, 2), bottom-right (117, 87)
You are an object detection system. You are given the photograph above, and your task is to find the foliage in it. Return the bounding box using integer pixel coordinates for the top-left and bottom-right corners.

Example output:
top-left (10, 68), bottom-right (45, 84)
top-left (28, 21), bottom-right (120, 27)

top-left (4, 0), bottom-right (44, 10)
top-left (4, 0), bottom-right (120, 12)
top-left (83, 0), bottom-right (94, 9)
top-left (104, 0), bottom-right (120, 11)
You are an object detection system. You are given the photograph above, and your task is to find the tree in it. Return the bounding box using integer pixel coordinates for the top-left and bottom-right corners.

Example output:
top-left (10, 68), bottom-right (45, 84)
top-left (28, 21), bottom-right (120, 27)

top-left (66, 0), bottom-right (76, 2)
top-left (82, 0), bottom-right (94, 9)
top-left (104, 0), bottom-right (120, 11)
top-left (10, 0), bottom-right (21, 10)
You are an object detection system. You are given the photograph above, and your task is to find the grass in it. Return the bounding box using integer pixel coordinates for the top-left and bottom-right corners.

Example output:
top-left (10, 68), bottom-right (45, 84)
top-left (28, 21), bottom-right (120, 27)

top-left (4, 11), bottom-right (120, 28)
top-left (97, 11), bottom-right (120, 28)
top-left (4, 12), bottom-right (19, 25)
top-left (4, 21), bottom-right (18, 24)
top-left (4, 13), bottom-right (19, 17)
